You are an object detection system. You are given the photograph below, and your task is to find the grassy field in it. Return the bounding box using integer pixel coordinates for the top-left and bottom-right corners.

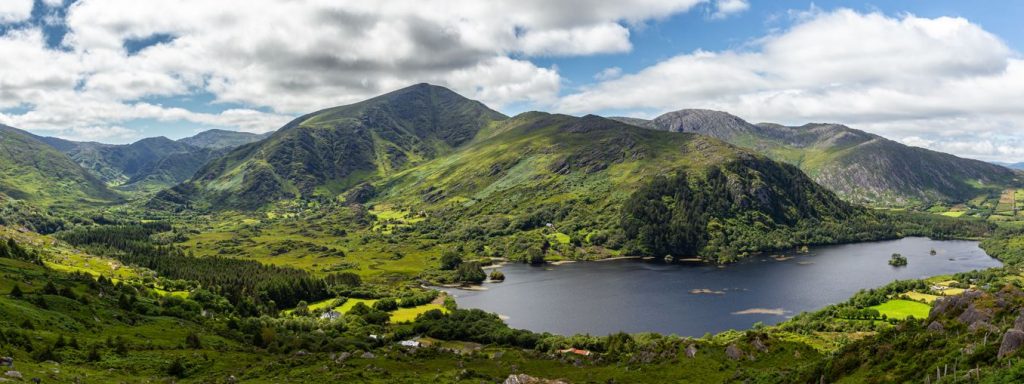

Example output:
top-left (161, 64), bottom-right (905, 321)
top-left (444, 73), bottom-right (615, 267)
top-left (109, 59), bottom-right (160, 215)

top-left (390, 303), bottom-right (449, 323)
top-left (869, 299), bottom-right (931, 320)
top-left (902, 291), bottom-right (941, 303)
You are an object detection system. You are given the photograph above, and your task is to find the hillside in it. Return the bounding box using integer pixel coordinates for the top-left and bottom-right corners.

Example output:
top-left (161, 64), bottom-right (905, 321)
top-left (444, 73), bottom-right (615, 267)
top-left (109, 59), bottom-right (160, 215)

top-left (613, 110), bottom-right (1022, 206)
top-left (178, 129), bottom-right (271, 149)
top-left (0, 124), bottom-right (118, 207)
top-left (39, 135), bottom-right (236, 191)
top-left (153, 83), bottom-right (507, 209)
top-left (372, 112), bottom-right (885, 262)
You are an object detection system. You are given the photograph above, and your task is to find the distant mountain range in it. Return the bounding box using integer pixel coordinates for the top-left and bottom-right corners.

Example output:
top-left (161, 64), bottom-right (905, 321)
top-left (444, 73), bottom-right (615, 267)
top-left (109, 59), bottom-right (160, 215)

top-left (612, 110), bottom-right (1021, 206)
top-left (36, 129), bottom-right (270, 191)
top-left (1, 84), bottom-right (1018, 212)
top-left (993, 161), bottom-right (1024, 170)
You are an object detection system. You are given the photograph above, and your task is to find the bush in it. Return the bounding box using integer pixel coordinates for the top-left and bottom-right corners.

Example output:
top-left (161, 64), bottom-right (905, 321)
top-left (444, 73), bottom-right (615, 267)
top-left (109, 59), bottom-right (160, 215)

top-left (373, 298), bottom-right (398, 311)
top-left (440, 249), bottom-right (463, 270)
top-left (456, 262), bottom-right (486, 284)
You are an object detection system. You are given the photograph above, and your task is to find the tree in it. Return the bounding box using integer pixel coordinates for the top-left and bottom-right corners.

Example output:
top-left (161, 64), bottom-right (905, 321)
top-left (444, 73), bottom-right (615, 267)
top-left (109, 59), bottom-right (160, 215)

top-left (293, 300), bottom-right (310, 316)
top-left (185, 332), bottom-right (202, 349)
top-left (168, 357), bottom-right (187, 377)
top-left (456, 262), bottom-right (486, 284)
top-left (440, 249), bottom-right (463, 270)
top-left (9, 284), bottom-right (23, 298)
top-left (87, 346), bottom-right (102, 362)
top-left (43, 281), bottom-right (59, 295)
top-left (526, 247), bottom-right (545, 265)
top-left (373, 298), bottom-right (398, 311)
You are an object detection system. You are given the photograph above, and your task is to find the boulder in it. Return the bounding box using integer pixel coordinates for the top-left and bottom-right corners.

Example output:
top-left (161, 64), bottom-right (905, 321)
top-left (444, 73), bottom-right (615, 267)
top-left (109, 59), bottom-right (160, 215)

top-left (685, 344), bottom-right (698, 358)
top-left (1014, 310), bottom-right (1024, 331)
top-left (998, 329), bottom-right (1024, 358)
top-left (360, 351), bottom-right (376, 359)
top-left (725, 344), bottom-right (744, 360)
top-left (968, 321), bottom-right (998, 334)
top-left (3, 371), bottom-right (20, 379)
top-left (335, 352), bottom-right (352, 364)
top-left (927, 321), bottom-right (945, 332)
top-left (957, 304), bottom-right (992, 327)
top-left (503, 374), bottom-right (567, 384)
top-left (752, 337), bottom-right (768, 352)
top-left (930, 290), bottom-right (982, 319)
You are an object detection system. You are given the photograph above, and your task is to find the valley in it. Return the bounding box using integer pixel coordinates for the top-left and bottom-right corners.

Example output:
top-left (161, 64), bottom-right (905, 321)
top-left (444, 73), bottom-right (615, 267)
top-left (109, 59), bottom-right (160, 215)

top-left (0, 84), bottom-right (1023, 383)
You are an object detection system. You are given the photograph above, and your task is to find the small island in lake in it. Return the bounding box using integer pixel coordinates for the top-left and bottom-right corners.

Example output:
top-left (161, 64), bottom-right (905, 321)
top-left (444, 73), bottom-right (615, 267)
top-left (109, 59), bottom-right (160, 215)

top-left (889, 253), bottom-right (908, 266)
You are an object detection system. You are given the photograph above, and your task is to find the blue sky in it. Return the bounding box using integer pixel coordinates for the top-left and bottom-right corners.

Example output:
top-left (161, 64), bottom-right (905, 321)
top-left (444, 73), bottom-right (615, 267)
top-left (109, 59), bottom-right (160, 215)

top-left (1, 1), bottom-right (1023, 161)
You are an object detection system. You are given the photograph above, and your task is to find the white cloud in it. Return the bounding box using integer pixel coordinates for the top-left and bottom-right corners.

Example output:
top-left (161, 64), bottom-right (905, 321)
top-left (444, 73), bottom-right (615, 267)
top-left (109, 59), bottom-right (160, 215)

top-left (0, 0), bottom-right (704, 142)
top-left (0, 0), bottom-right (32, 23)
top-left (557, 9), bottom-right (1024, 162)
top-left (710, 0), bottom-right (750, 19)
top-left (595, 66), bottom-right (623, 80)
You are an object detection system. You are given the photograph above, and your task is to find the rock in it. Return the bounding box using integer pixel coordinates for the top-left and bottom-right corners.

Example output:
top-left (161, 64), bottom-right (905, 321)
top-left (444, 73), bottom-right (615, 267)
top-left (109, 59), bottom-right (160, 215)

top-left (360, 351), bottom-right (375, 359)
top-left (968, 321), bottom-right (998, 334)
top-left (998, 329), bottom-right (1024, 358)
top-left (927, 321), bottom-right (945, 332)
top-left (3, 371), bottom-right (21, 379)
top-left (685, 344), bottom-right (698, 358)
top-left (503, 374), bottom-right (568, 384)
top-left (930, 290), bottom-right (982, 319)
top-left (335, 352), bottom-right (351, 364)
top-left (294, 350), bottom-right (308, 356)
top-left (1014, 310), bottom-right (1024, 331)
top-left (957, 303), bottom-right (992, 327)
top-left (752, 337), bottom-right (768, 352)
top-left (725, 344), bottom-right (745, 360)
top-left (227, 375), bottom-right (238, 383)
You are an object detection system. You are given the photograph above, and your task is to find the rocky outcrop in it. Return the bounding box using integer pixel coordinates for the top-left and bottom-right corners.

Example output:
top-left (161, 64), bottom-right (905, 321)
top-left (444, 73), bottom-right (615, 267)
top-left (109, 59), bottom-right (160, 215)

top-left (927, 321), bottom-right (945, 332)
top-left (725, 344), bottom-right (745, 360)
top-left (957, 303), bottom-right (993, 326)
top-left (685, 344), bottom-right (698, 358)
top-left (998, 329), bottom-right (1024, 358)
top-left (1014, 310), bottom-right (1024, 331)
top-left (504, 374), bottom-right (568, 384)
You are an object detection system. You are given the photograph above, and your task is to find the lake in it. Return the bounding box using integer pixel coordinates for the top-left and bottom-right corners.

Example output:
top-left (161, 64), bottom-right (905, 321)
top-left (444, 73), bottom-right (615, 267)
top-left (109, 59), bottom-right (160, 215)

top-left (441, 237), bottom-right (1001, 336)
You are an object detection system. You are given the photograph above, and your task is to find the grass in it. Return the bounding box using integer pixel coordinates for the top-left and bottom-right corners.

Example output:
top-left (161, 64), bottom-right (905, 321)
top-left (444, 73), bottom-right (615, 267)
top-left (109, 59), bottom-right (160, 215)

top-left (902, 291), bottom-right (941, 303)
top-left (940, 211), bottom-right (965, 217)
top-left (869, 299), bottom-right (931, 320)
top-left (549, 232), bottom-right (571, 245)
top-left (390, 303), bottom-right (449, 323)
top-left (338, 298), bottom-right (378, 313)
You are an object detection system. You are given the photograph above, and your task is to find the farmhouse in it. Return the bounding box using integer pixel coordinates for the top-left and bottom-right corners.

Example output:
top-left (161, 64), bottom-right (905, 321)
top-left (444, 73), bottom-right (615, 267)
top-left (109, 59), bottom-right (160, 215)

top-left (558, 348), bottom-right (592, 356)
top-left (319, 311), bottom-right (341, 320)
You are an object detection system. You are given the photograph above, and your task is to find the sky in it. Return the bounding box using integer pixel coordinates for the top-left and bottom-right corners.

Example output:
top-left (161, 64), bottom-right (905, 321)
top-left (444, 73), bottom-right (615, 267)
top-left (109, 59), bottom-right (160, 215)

top-left (1, 1), bottom-right (1023, 162)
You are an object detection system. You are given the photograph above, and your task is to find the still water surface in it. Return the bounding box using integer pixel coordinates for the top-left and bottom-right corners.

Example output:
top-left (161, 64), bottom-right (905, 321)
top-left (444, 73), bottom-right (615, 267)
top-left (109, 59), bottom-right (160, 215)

top-left (442, 237), bottom-right (1001, 336)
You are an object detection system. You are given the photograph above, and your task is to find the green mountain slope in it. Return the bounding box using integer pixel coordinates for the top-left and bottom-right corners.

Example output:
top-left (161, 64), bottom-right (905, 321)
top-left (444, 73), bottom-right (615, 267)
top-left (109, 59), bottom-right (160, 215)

top-left (153, 83), bottom-right (507, 209)
top-left (0, 125), bottom-right (118, 207)
top-left (613, 110), bottom-right (1022, 206)
top-left (178, 128), bottom-right (271, 149)
top-left (374, 112), bottom-right (879, 262)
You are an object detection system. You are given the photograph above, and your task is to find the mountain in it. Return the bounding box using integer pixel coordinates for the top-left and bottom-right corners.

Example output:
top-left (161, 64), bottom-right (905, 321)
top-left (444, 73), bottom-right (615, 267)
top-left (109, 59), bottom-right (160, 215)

top-left (40, 133), bottom-right (250, 191)
top-left (993, 161), bottom-right (1024, 170)
top-left (0, 124), bottom-right (119, 206)
top-left (613, 110), bottom-right (1021, 206)
top-left (178, 129), bottom-right (271, 149)
top-left (153, 83), bottom-right (508, 209)
top-left (373, 111), bottom-right (882, 262)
